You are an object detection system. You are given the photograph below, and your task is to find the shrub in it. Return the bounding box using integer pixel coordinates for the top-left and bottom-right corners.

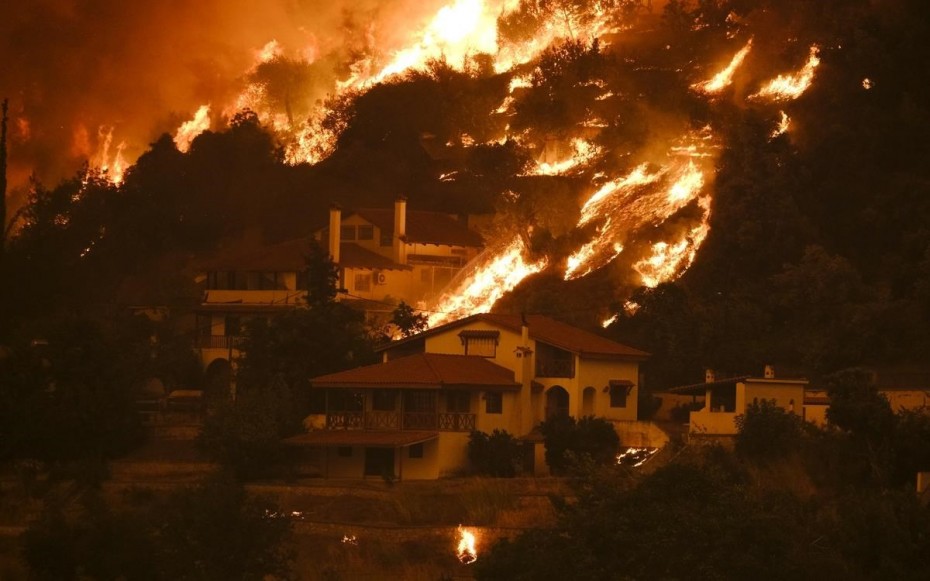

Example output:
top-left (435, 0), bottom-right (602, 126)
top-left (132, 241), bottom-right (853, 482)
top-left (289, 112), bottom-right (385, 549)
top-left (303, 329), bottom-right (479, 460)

top-left (735, 399), bottom-right (803, 462)
top-left (540, 416), bottom-right (620, 474)
top-left (468, 430), bottom-right (521, 477)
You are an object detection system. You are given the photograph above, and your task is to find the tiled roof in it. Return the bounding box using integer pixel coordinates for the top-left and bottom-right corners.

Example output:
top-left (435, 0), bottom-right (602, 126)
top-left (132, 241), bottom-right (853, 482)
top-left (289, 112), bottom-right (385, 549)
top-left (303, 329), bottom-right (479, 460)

top-left (311, 353), bottom-right (521, 390)
top-left (379, 314), bottom-right (650, 360)
top-left (339, 243), bottom-right (410, 270)
top-left (203, 238), bottom-right (312, 271)
top-left (353, 209), bottom-right (484, 247)
top-left (282, 430), bottom-right (438, 448)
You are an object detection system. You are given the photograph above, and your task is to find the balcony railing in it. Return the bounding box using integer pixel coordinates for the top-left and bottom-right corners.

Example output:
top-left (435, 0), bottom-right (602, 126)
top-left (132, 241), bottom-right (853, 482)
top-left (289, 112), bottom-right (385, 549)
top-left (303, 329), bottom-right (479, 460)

top-left (536, 359), bottom-right (574, 378)
top-left (323, 411), bottom-right (475, 432)
top-left (198, 335), bottom-right (245, 350)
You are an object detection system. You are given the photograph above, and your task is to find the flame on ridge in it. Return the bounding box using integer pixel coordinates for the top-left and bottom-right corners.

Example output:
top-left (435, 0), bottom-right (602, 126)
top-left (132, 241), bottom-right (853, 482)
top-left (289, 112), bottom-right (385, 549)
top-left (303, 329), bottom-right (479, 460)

top-left (531, 138), bottom-right (600, 176)
top-left (174, 105), bottom-right (211, 153)
top-left (428, 236), bottom-right (548, 327)
top-left (692, 39), bottom-right (752, 95)
top-left (750, 45), bottom-right (820, 102)
top-left (93, 126), bottom-right (127, 186)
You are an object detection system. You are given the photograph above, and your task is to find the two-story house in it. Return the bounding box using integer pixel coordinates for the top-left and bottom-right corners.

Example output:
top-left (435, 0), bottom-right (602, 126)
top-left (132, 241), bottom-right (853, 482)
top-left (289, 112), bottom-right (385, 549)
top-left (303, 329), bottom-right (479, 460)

top-left (315, 198), bottom-right (485, 308)
top-left (194, 199), bottom-right (485, 371)
top-left (285, 313), bottom-right (649, 479)
top-left (667, 366), bottom-right (809, 436)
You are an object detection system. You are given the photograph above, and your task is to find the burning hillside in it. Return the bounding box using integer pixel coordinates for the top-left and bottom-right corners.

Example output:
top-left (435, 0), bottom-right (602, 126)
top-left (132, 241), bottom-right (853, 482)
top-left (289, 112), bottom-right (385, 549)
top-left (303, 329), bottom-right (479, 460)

top-left (4, 0), bottom-right (838, 324)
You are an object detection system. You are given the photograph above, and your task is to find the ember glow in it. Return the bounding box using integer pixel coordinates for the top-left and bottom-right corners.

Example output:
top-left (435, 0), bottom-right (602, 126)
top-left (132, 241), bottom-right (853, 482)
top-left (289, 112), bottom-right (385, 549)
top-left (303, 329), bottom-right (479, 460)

top-left (692, 40), bottom-right (752, 95)
top-left (93, 126), bottom-right (128, 186)
top-left (456, 526), bottom-right (478, 564)
top-left (751, 45), bottom-right (820, 102)
top-left (428, 237), bottom-right (548, 327)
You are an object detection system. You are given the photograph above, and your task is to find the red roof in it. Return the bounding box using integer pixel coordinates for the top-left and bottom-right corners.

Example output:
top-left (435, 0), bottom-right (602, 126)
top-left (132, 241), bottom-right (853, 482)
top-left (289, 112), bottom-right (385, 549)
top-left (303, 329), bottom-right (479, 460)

top-left (379, 314), bottom-right (649, 360)
top-left (339, 243), bottom-right (410, 270)
top-left (353, 209), bottom-right (484, 247)
top-left (311, 353), bottom-right (521, 390)
top-left (201, 238), bottom-right (312, 271)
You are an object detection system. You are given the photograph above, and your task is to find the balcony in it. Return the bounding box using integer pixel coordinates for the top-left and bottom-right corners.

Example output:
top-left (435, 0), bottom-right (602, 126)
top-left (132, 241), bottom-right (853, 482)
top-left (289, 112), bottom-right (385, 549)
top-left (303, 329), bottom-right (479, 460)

top-left (198, 335), bottom-right (245, 350)
top-left (324, 411), bottom-right (475, 432)
top-left (688, 409), bottom-right (738, 435)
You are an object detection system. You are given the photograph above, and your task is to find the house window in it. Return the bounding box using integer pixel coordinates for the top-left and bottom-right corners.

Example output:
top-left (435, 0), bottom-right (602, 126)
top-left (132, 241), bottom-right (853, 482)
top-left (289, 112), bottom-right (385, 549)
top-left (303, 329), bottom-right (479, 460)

top-left (372, 390), bottom-right (396, 411)
top-left (404, 391), bottom-right (436, 413)
top-left (224, 315), bottom-right (241, 337)
top-left (408, 443), bottom-right (424, 459)
top-left (421, 267), bottom-right (432, 283)
top-left (358, 225), bottom-right (374, 241)
top-left (485, 392), bottom-right (503, 414)
top-left (459, 330), bottom-right (499, 358)
top-left (355, 273), bottom-right (372, 292)
top-left (260, 272), bottom-right (278, 290)
top-left (341, 225), bottom-right (356, 241)
top-left (337, 447), bottom-right (352, 458)
top-left (447, 391), bottom-right (470, 413)
top-left (380, 231), bottom-right (392, 247)
top-left (609, 380), bottom-right (633, 408)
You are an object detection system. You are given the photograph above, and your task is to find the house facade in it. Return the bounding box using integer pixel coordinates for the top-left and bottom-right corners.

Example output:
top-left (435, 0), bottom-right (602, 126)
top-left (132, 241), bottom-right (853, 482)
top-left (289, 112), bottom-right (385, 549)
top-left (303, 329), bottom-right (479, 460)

top-left (286, 313), bottom-right (649, 479)
top-left (193, 199), bottom-right (485, 371)
top-left (668, 366), bottom-right (808, 436)
top-left (315, 198), bottom-right (485, 308)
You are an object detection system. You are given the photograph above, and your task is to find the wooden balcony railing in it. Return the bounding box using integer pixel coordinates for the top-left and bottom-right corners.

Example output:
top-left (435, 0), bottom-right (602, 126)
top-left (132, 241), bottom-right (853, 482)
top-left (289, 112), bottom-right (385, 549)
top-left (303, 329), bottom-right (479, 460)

top-left (198, 335), bottom-right (245, 350)
top-left (438, 412), bottom-right (476, 432)
top-left (323, 411), bottom-right (475, 432)
top-left (326, 411), bottom-right (364, 430)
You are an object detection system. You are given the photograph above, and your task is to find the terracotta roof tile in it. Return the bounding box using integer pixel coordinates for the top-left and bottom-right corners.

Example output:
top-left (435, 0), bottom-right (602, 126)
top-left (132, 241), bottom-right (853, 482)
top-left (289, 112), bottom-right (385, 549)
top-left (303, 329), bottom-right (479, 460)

top-left (353, 209), bottom-right (484, 247)
top-left (378, 314), bottom-right (649, 360)
top-left (312, 353), bottom-right (520, 390)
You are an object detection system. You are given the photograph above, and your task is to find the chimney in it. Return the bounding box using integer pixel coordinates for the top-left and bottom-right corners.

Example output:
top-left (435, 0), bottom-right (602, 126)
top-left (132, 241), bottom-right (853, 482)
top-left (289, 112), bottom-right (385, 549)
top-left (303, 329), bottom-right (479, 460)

top-left (705, 368), bottom-right (715, 383)
top-left (328, 204), bottom-right (341, 264)
top-left (764, 364), bottom-right (775, 379)
top-left (393, 197), bottom-right (407, 264)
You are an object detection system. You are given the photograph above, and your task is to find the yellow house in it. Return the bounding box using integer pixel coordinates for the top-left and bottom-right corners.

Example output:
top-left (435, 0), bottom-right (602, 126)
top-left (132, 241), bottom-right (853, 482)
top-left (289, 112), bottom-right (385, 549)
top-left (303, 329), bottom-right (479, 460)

top-left (286, 314), bottom-right (649, 479)
top-left (668, 367), bottom-right (808, 436)
top-left (193, 199), bottom-right (485, 372)
top-left (315, 198), bottom-right (485, 309)
top-left (804, 366), bottom-right (930, 427)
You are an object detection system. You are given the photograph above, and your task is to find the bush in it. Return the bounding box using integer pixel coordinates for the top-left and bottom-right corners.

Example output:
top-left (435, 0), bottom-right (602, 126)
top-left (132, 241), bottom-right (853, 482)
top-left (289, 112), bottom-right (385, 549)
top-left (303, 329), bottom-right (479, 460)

top-left (468, 430), bottom-right (521, 477)
top-left (540, 416), bottom-right (620, 475)
top-left (735, 399), bottom-right (803, 462)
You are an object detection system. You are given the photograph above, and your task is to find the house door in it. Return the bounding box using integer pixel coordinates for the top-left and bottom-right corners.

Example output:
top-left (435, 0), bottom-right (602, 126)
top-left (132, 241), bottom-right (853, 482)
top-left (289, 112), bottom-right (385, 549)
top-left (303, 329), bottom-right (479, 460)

top-left (364, 448), bottom-right (395, 478)
top-left (546, 386), bottom-right (570, 419)
top-left (582, 387), bottom-right (596, 416)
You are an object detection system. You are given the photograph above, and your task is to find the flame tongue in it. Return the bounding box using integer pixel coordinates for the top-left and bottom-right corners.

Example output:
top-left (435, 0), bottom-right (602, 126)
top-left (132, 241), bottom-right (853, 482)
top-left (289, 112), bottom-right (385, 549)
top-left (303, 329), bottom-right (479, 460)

top-left (456, 526), bottom-right (478, 564)
top-left (751, 45), bottom-right (820, 101)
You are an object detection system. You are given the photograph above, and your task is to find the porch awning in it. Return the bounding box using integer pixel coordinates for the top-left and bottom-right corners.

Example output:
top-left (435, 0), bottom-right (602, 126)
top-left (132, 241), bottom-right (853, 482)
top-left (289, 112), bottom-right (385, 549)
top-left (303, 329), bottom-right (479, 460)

top-left (282, 430), bottom-right (439, 448)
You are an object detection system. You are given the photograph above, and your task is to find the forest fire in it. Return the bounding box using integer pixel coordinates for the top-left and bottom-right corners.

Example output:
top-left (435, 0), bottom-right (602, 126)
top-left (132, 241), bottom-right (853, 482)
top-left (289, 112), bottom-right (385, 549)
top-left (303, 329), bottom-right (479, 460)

top-left (174, 105), bottom-right (211, 153)
top-left (456, 526), bottom-right (478, 564)
top-left (751, 45), bottom-right (820, 101)
top-left (428, 237), bottom-right (548, 327)
top-left (692, 39), bottom-right (752, 95)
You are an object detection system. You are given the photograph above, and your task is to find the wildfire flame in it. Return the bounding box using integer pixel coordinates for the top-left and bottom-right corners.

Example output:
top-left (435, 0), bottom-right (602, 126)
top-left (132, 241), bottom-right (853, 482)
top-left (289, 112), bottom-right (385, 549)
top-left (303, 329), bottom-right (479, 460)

top-left (692, 39), bottom-right (752, 95)
top-left (428, 236), bottom-right (548, 327)
top-left (174, 105), bottom-right (211, 153)
top-left (771, 110), bottom-right (790, 138)
top-left (751, 45), bottom-right (820, 102)
top-left (456, 526), bottom-right (478, 564)
top-left (93, 126), bottom-right (127, 185)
